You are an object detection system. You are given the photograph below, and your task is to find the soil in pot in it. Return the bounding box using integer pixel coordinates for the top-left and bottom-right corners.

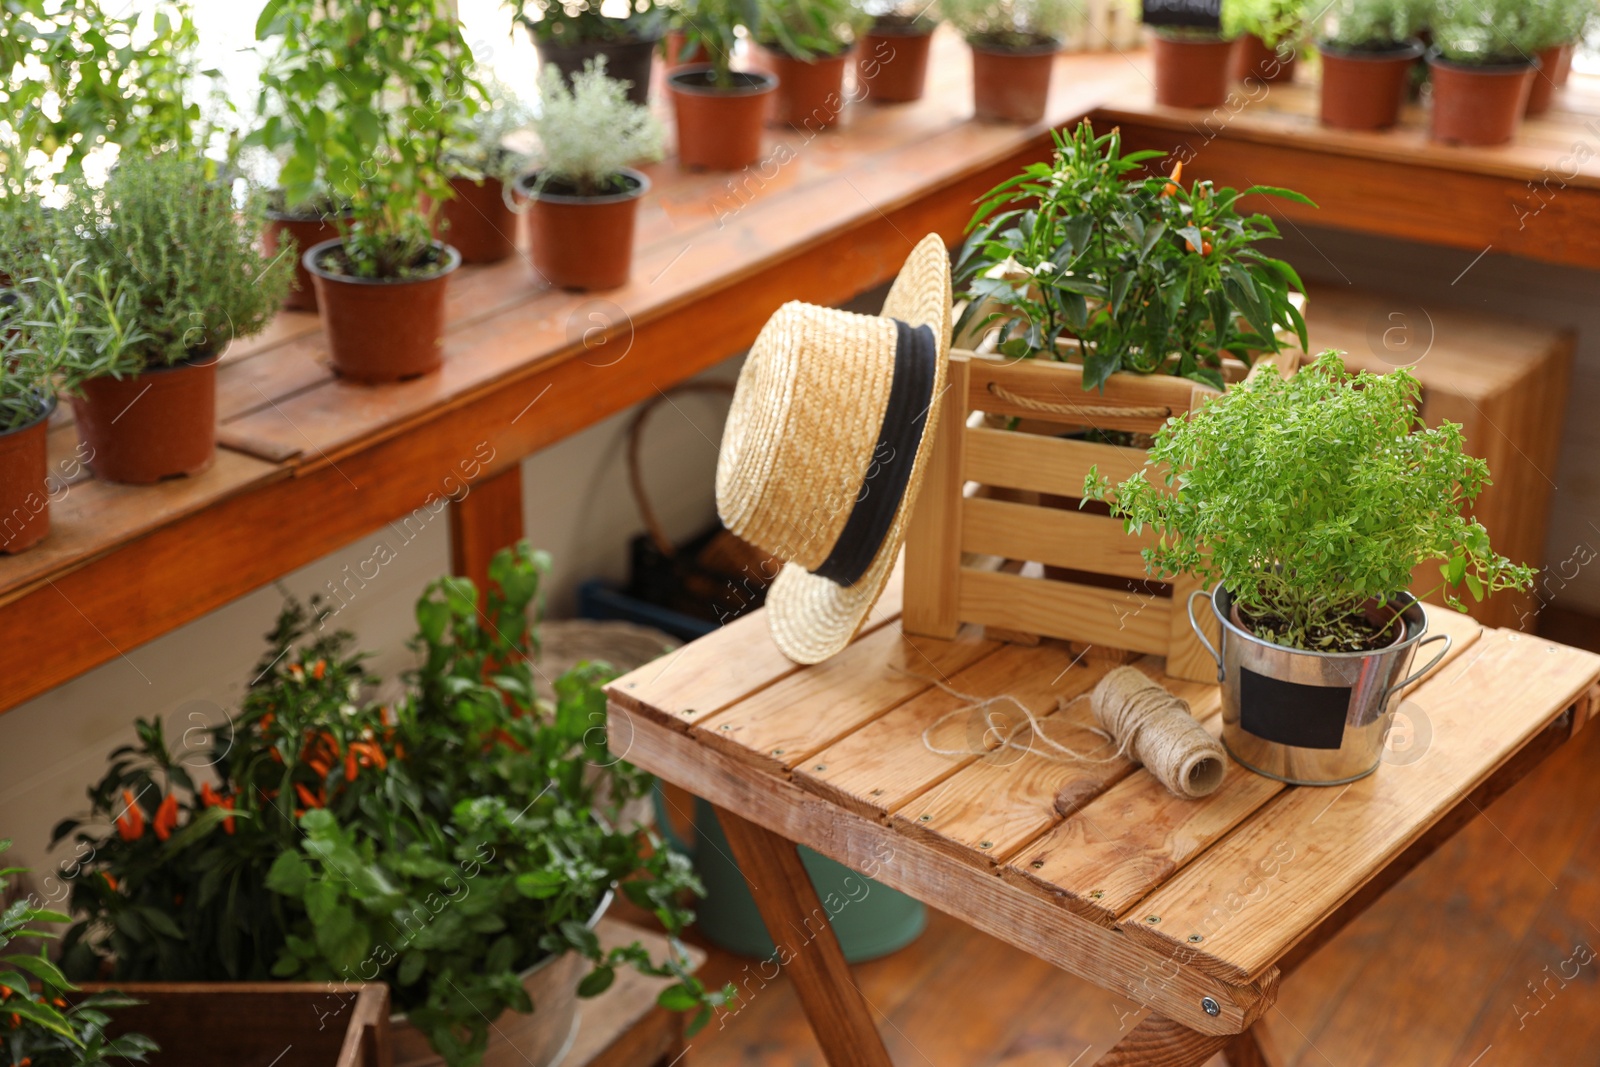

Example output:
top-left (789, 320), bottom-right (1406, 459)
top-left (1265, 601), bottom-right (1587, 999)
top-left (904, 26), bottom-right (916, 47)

top-left (1428, 53), bottom-right (1536, 146)
top-left (857, 22), bottom-right (934, 103)
top-left (1150, 30), bottom-right (1234, 109)
top-left (532, 32), bottom-right (659, 106)
top-left (440, 174), bottom-right (518, 265)
top-left (263, 204), bottom-right (346, 313)
top-left (759, 44), bottom-right (852, 130)
top-left (1317, 39), bottom-right (1425, 130)
top-left (668, 66), bottom-right (779, 171)
top-left (72, 357), bottom-right (216, 484)
top-left (1230, 598), bottom-right (1406, 654)
top-left (0, 398), bottom-right (55, 553)
top-left (1230, 33), bottom-right (1297, 84)
top-left (970, 39), bottom-right (1060, 124)
top-left (519, 169), bottom-right (649, 291)
top-left (306, 239), bottom-right (462, 384)
top-left (1525, 45), bottom-right (1565, 116)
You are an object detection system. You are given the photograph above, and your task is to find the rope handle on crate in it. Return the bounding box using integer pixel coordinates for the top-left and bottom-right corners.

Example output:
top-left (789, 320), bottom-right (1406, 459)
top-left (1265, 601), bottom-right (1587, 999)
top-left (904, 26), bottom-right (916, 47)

top-left (627, 382), bottom-right (737, 557)
top-left (986, 381), bottom-right (1171, 422)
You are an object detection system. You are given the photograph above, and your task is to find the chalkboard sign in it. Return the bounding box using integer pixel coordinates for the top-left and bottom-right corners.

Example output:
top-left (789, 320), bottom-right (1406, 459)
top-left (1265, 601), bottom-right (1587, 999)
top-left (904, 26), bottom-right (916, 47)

top-left (1142, 0), bottom-right (1223, 30)
top-left (1238, 667), bottom-right (1351, 750)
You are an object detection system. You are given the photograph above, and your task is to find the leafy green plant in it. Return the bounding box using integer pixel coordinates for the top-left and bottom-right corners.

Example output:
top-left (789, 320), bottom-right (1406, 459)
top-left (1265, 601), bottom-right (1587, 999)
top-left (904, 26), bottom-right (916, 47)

top-left (1526, 0), bottom-right (1597, 49)
top-left (756, 0), bottom-right (871, 57)
top-left (0, 155), bottom-right (290, 384)
top-left (665, 0), bottom-right (757, 87)
top-left (250, 0), bottom-right (482, 279)
top-left (955, 121), bottom-right (1311, 391)
top-left (1223, 0), bottom-right (1306, 47)
top-left (1317, 0), bottom-right (1426, 50)
top-left (513, 0), bottom-right (662, 44)
top-left (862, 0), bottom-right (940, 31)
top-left (1, 843), bottom-right (158, 1067)
top-left (531, 60), bottom-right (664, 197)
top-left (937, 0), bottom-right (1080, 47)
top-left (1431, 0), bottom-right (1549, 63)
top-left (55, 544), bottom-right (731, 1067)
top-left (1085, 352), bottom-right (1536, 652)
top-left (444, 75), bottom-right (534, 186)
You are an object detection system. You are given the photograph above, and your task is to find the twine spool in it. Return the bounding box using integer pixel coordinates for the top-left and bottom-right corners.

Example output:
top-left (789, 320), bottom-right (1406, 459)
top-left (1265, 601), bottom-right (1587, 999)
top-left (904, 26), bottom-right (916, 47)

top-left (1091, 667), bottom-right (1226, 799)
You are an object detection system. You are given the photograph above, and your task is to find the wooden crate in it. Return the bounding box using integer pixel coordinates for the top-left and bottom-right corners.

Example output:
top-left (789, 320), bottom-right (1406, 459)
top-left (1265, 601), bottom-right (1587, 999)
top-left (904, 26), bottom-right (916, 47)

top-left (902, 351), bottom-right (1220, 682)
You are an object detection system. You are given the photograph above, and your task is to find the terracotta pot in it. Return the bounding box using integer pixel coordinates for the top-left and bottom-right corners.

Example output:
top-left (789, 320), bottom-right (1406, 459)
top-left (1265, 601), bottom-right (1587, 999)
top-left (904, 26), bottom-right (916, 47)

top-left (263, 206), bottom-right (345, 312)
top-left (72, 357), bottom-right (216, 484)
top-left (663, 29), bottom-right (710, 69)
top-left (519, 169), bottom-right (649, 292)
top-left (856, 25), bottom-right (934, 103)
top-left (531, 30), bottom-right (658, 106)
top-left (970, 40), bottom-right (1060, 124)
top-left (1317, 39), bottom-right (1425, 131)
top-left (1553, 41), bottom-right (1575, 87)
top-left (669, 67), bottom-right (778, 171)
top-left (440, 175), bottom-right (518, 265)
top-left (1230, 33), bottom-right (1297, 84)
top-left (1150, 31), bottom-right (1235, 109)
top-left (760, 45), bottom-right (852, 130)
top-left (0, 397), bottom-right (54, 554)
top-left (1428, 53), bottom-right (1536, 146)
top-left (305, 239), bottom-right (461, 383)
top-left (1525, 45), bottom-right (1565, 116)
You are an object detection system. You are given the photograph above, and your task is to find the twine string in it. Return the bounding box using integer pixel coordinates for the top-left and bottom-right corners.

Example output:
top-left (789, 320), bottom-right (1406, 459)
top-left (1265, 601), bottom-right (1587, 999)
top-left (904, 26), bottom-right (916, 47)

top-left (986, 380), bottom-right (1171, 422)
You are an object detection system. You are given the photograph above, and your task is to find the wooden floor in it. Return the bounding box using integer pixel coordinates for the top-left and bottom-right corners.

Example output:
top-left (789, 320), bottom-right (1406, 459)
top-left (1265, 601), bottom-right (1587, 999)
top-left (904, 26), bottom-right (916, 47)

top-left (655, 613), bottom-right (1600, 1067)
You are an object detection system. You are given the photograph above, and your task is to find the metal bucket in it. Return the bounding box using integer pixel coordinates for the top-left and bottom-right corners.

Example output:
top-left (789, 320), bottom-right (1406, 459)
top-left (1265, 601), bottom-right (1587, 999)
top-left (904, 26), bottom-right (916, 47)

top-left (1188, 587), bottom-right (1452, 786)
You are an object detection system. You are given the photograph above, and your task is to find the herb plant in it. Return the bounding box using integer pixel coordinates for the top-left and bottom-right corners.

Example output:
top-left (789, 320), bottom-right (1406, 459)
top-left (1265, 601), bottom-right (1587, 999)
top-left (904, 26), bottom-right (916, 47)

top-left (937, 0), bottom-right (1080, 47)
top-left (1222, 0), bottom-right (1306, 48)
top-left (666, 0), bottom-right (755, 87)
top-left (1431, 0), bottom-right (1549, 64)
top-left (55, 544), bottom-right (731, 1067)
top-left (757, 0), bottom-right (872, 58)
top-left (531, 60), bottom-right (665, 197)
top-left (0, 843), bottom-right (158, 1067)
top-left (444, 76), bottom-right (534, 186)
top-left (863, 0), bottom-right (940, 31)
top-left (1085, 352), bottom-right (1536, 652)
top-left (1527, 0), bottom-right (1597, 49)
top-left (251, 0), bottom-right (481, 279)
top-left (955, 121), bottom-right (1311, 391)
top-left (512, 0), bottom-right (662, 44)
top-left (1317, 0), bottom-right (1425, 50)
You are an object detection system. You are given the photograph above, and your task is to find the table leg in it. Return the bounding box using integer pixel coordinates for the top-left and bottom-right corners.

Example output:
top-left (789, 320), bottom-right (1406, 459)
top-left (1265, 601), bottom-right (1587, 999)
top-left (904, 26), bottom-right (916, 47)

top-left (1221, 1028), bottom-right (1271, 1067)
top-left (1097, 1013), bottom-right (1227, 1067)
top-left (714, 807), bottom-right (894, 1067)
top-left (448, 464), bottom-right (524, 597)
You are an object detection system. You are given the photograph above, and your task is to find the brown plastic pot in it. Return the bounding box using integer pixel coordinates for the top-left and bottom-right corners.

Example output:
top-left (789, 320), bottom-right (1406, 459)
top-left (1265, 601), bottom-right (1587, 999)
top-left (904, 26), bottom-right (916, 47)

top-left (263, 206), bottom-right (345, 312)
top-left (970, 40), bottom-right (1060, 124)
top-left (440, 175), bottom-right (518, 265)
top-left (305, 239), bottom-right (461, 383)
top-left (0, 397), bottom-right (54, 554)
top-left (1151, 31), bottom-right (1234, 109)
top-left (519, 169), bottom-right (649, 291)
top-left (72, 357), bottom-right (216, 484)
top-left (669, 67), bottom-right (779, 171)
top-left (1230, 33), bottom-right (1297, 84)
top-left (1553, 41), bottom-right (1575, 86)
top-left (857, 25), bottom-right (933, 103)
top-left (1317, 39), bottom-right (1425, 130)
top-left (1428, 53), bottom-right (1536, 146)
top-left (1525, 45), bottom-right (1565, 116)
top-left (532, 31), bottom-right (659, 106)
top-left (760, 45), bottom-right (852, 130)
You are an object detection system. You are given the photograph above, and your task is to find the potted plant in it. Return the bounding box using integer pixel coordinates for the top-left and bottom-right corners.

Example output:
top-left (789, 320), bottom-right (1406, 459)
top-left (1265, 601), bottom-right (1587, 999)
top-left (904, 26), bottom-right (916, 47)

top-left (1148, 21), bottom-right (1236, 109)
top-left (0, 844), bottom-right (159, 1065)
top-left (3, 155), bottom-right (290, 485)
top-left (514, 0), bottom-right (664, 106)
top-left (1085, 352), bottom-right (1535, 785)
top-left (440, 77), bottom-right (533, 266)
top-left (1314, 0), bottom-right (1427, 130)
top-left (939, 0), bottom-right (1079, 123)
top-left (666, 0), bottom-right (779, 170)
top-left (54, 544), bottom-right (732, 1067)
top-left (755, 0), bottom-right (871, 130)
top-left (516, 61), bottom-right (662, 291)
top-left (1427, 0), bottom-right (1542, 146)
top-left (1224, 0), bottom-right (1305, 83)
top-left (261, 191), bottom-right (349, 312)
top-left (1525, 0), bottom-right (1595, 114)
top-left (857, 2), bottom-right (938, 103)
top-left (252, 0), bottom-right (478, 383)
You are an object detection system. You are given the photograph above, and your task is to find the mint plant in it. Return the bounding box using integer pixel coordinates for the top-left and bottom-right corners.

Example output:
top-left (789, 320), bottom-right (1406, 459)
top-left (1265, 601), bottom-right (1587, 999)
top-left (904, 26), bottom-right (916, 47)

top-left (1085, 352), bottom-right (1536, 652)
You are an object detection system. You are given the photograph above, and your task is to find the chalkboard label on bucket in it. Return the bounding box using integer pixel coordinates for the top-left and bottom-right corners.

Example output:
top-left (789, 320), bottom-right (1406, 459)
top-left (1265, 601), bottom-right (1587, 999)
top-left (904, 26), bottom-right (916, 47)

top-left (1142, 0), bottom-right (1222, 30)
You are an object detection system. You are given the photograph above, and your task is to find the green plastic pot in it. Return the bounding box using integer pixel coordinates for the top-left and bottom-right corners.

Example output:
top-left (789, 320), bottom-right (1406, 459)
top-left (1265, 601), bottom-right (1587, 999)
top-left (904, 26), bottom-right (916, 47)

top-left (654, 790), bottom-right (926, 962)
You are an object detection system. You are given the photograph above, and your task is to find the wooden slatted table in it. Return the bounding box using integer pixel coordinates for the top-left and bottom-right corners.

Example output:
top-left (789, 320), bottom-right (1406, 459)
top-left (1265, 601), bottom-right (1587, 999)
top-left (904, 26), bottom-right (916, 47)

top-left (607, 570), bottom-right (1600, 1065)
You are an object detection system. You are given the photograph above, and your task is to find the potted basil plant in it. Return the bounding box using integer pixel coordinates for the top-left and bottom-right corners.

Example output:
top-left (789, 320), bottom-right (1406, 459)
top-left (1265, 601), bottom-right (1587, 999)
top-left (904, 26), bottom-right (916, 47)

top-left (440, 76), bottom-right (533, 266)
top-left (857, 2), bottom-right (939, 103)
top-left (252, 0), bottom-right (479, 383)
top-left (1428, 0), bottom-right (1543, 145)
top-left (939, 0), bottom-right (1079, 123)
top-left (514, 0), bottom-right (664, 106)
top-left (1086, 352), bottom-right (1535, 786)
top-left (667, 0), bottom-right (778, 170)
top-left (755, 0), bottom-right (872, 130)
top-left (1315, 0), bottom-right (1427, 130)
top-left (1223, 0), bottom-right (1305, 84)
top-left (517, 60), bottom-right (664, 291)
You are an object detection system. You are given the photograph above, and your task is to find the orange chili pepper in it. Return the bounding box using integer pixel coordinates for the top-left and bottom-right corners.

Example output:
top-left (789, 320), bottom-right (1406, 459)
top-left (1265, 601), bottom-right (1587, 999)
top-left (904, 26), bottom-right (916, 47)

top-left (308, 757), bottom-right (331, 778)
top-left (115, 790), bottom-right (145, 841)
top-left (199, 783), bottom-right (236, 834)
top-left (103, 873), bottom-right (118, 891)
top-left (152, 793), bottom-right (180, 842)
top-left (345, 748), bottom-right (359, 783)
top-left (352, 741), bottom-right (387, 770)
top-left (1161, 160), bottom-right (1184, 197)
top-left (289, 663), bottom-right (303, 680)
top-left (312, 659), bottom-right (326, 680)
top-left (294, 783), bottom-right (325, 809)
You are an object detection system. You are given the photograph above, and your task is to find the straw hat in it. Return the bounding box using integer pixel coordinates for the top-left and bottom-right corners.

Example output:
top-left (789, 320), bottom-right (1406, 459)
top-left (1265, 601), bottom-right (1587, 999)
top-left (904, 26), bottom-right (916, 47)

top-left (716, 233), bottom-right (952, 664)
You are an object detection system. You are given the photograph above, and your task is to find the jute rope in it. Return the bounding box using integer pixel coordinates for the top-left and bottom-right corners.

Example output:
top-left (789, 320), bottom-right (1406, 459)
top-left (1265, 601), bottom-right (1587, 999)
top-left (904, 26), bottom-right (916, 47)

top-left (909, 665), bottom-right (1225, 800)
top-left (986, 380), bottom-right (1170, 422)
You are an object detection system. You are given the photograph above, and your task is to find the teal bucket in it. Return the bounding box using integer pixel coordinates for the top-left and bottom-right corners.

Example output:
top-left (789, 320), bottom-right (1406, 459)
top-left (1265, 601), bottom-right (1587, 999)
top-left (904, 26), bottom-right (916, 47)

top-left (654, 790), bottom-right (926, 962)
